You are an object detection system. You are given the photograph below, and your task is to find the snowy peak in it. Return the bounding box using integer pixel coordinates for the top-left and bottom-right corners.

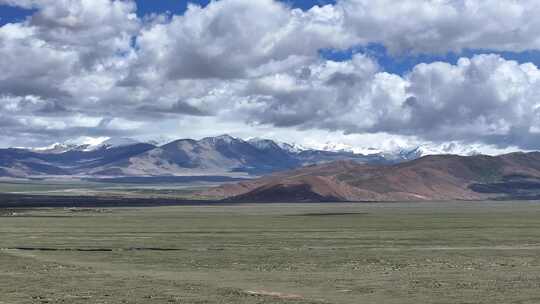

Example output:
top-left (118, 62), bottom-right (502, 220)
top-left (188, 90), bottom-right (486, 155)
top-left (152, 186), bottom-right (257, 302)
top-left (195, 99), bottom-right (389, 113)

top-left (31, 143), bottom-right (79, 154)
top-left (275, 141), bottom-right (306, 153)
top-left (320, 142), bottom-right (355, 153)
top-left (201, 134), bottom-right (241, 145)
top-left (248, 138), bottom-right (307, 154)
top-left (309, 140), bottom-right (486, 159)
top-left (31, 137), bottom-right (145, 154)
top-left (98, 138), bottom-right (142, 150)
top-left (247, 138), bottom-right (281, 150)
top-left (394, 144), bottom-right (482, 160)
top-left (309, 142), bottom-right (384, 156)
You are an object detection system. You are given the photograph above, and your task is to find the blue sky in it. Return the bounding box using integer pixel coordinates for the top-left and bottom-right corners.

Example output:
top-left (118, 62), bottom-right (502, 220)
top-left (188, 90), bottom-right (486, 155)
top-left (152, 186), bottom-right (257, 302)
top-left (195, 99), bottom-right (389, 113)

top-left (1, 0), bottom-right (537, 76)
top-left (319, 44), bottom-right (540, 75)
top-left (134, 0), bottom-right (336, 16)
top-left (0, 0), bottom-right (336, 24)
top-left (0, 5), bottom-right (35, 25)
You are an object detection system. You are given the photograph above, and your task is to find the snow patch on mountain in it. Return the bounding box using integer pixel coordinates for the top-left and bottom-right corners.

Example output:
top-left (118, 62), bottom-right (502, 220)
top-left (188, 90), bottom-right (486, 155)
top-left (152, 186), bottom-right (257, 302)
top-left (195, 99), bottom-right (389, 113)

top-left (31, 137), bottom-right (143, 153)
top-left (308, 141), bottom-right (383, 155)
top-left (201, 134), bottom-right (240, 145)
top-left (275, 141), bottom-right (306, 153)
top-left (98, 138), bottom-right (141, 149)
top-left (247, 138), bottom-right (279, 150)
top-left (306, 140), bottom-right (502, 159)
top-left (247, 138), bottom-right (307, 153)
top-left (31, 143), bottom-right (79, 154)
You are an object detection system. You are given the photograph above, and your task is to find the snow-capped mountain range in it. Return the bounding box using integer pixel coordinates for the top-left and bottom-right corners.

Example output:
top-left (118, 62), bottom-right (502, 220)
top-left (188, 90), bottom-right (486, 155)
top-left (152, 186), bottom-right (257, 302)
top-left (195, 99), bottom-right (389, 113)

top-left (0, 134), bottom-right (495, 179)
top-left (26, 135), bottom-right (488, 158)
top-left (316, 141), bottom-right (487, 157)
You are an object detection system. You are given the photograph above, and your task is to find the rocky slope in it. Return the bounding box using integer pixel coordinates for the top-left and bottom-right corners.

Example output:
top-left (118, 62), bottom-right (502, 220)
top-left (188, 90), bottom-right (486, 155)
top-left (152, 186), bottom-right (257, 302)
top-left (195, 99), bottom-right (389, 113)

top-left (0, 142), bottom-right (157, 177)
top-left (207, 152), bottom-right (540, 202)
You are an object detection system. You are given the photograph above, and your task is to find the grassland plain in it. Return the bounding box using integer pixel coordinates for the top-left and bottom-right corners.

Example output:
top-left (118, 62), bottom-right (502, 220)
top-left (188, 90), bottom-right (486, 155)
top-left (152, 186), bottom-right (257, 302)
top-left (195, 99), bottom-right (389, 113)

top-left (2, 202), bottom-right (540, 303)
top-left (0, 180), bottom-right (219, 199)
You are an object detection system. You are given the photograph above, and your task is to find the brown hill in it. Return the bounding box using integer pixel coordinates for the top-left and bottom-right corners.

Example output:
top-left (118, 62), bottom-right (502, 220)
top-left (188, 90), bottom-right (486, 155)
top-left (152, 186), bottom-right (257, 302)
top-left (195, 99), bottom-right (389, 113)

top-left (204, 152), bottom-right (540, 202)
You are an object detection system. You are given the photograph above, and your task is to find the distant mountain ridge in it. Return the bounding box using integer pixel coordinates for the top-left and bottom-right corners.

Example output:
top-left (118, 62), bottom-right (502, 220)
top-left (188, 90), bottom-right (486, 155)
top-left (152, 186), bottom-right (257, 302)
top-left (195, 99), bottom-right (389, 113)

top-left (0, 135), bottom-right (422, 179)
top-left (86, 135), bottom-right (400, 177)
top-left (0, 142), bottom-right (157, 178)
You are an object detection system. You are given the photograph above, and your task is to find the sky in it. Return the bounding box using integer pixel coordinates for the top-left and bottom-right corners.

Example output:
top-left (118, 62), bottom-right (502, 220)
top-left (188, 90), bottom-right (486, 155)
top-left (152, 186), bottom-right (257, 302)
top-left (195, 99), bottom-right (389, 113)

top-left (0, 0), bottom-right (540, 154)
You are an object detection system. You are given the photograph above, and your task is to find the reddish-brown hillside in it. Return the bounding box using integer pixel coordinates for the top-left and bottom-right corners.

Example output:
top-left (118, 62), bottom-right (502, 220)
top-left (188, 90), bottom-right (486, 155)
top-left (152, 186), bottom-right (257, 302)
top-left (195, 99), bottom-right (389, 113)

top-left (204, 152), bottom-right (540, 202)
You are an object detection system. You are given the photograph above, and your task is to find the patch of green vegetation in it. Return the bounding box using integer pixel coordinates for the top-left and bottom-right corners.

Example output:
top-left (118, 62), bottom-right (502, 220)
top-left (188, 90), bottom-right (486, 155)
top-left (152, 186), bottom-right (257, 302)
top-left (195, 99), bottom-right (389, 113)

top-left (0, 180), bottom-right (102, 193)
top-left (463, 157), bottom-right (504, 182)
top-left (335, 173), bottom-right (357, 183)
top-left (2, 202), bottom-right (540, 303)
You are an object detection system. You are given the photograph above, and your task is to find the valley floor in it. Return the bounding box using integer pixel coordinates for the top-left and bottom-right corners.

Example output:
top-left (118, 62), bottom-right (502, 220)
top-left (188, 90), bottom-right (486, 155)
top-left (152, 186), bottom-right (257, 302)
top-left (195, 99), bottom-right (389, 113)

top-left (2, 202), bottom-right (540, 303)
